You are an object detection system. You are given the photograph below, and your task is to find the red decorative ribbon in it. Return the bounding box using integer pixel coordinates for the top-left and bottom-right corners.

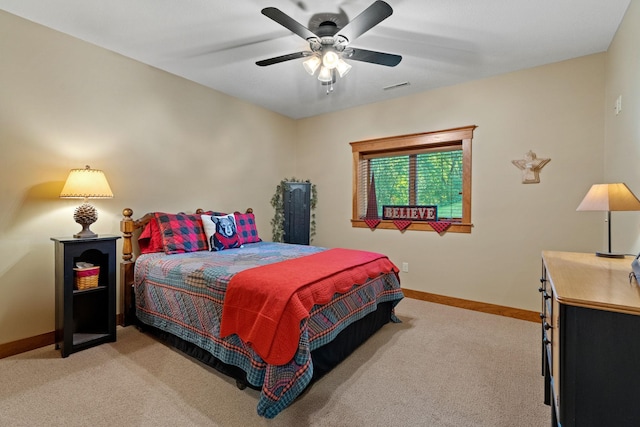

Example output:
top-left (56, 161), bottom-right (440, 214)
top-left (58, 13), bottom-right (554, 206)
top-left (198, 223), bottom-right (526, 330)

top-left (364, 218), bottom-right (381, 229)
top-left (430, 221), bottom-right (452, 233)
top-left (393, 220), bottom-right (412, 231)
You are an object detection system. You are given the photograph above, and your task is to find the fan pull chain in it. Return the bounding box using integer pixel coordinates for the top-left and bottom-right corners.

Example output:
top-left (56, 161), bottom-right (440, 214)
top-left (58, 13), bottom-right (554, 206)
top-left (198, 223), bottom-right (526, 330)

top-left (326, 80), bottom-right (334, 95)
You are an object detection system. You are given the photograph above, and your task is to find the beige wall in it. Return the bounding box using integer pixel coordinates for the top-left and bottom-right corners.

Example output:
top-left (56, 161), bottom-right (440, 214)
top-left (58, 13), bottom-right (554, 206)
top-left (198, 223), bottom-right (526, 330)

top-left (3, 3), bottom-right (638, 346)
top-left (296, 54), bottom-right (606, 312)
top-left (0, 11), bottom-right (296, 345)
top-left (604, 0), bottom-right (640, 253)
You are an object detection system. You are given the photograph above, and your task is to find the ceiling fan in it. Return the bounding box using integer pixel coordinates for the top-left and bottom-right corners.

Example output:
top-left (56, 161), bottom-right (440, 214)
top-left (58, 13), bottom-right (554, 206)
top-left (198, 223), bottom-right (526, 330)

top-left (256, 0), bottom-right (402, 92)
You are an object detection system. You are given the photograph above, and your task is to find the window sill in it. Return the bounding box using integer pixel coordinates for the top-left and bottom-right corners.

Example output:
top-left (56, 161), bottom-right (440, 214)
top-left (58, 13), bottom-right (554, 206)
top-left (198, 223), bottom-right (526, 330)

top-left (351, 219), bottom-right (472, 233)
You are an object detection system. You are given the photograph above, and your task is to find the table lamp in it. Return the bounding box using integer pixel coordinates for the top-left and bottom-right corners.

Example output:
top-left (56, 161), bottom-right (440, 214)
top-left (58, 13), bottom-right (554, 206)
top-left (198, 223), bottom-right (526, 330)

top-left (60, 165), bottom-right (114, 238)
top-left (576, 183), bottom-right (640, 258)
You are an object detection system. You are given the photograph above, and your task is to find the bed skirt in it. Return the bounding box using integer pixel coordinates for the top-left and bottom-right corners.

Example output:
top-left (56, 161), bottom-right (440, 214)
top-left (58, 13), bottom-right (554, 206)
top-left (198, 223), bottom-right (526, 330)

top-left (137, 300), bottom-right (394, 392)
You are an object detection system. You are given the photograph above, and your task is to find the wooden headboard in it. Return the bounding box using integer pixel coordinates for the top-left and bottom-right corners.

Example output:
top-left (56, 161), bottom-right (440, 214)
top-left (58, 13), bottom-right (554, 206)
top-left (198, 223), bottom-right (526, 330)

top-left (119, 208), bottom-right (253, 326)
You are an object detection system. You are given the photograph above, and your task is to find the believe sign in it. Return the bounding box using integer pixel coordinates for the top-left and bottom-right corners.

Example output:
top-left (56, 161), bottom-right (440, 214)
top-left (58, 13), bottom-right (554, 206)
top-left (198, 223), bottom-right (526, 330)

top-left (382, 205), bottom-right (437, 221)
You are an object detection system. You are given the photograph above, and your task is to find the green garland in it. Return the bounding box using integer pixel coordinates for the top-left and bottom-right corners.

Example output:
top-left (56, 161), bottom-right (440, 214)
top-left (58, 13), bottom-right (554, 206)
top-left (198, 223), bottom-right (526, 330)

top-left (270, 178), bottom-right (317, 243)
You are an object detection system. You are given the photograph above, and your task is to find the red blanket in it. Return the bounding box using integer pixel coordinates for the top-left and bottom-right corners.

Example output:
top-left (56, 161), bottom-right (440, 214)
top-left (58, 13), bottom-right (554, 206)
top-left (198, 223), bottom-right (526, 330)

top-left (219, 248), bottom-right (399, 365)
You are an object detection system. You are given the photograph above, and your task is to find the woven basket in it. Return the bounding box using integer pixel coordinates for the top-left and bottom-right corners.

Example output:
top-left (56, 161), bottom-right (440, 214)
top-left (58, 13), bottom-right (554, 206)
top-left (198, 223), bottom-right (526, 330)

top-left (74, 266), bottom-right (100, 290)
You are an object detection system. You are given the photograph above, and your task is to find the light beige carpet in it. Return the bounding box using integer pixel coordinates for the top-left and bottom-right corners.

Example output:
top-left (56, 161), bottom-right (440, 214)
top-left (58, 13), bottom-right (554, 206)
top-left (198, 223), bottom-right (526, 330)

top-left (0, 298), bottom-right (550, 426)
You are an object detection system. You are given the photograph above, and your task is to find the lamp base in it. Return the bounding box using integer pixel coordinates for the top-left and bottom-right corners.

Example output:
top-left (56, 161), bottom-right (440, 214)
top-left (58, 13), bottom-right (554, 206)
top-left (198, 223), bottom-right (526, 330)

top-left (595, 251), bottom-right (625, 259)
top-left (73, 203), bottom-right (98, 239)
top-left (74, 227), bottom-right (97, 239)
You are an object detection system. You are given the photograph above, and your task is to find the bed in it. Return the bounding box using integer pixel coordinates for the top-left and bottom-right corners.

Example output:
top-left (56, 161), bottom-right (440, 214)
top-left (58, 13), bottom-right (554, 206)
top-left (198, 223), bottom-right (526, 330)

top-left (119, 208), bottom-right (404, 418)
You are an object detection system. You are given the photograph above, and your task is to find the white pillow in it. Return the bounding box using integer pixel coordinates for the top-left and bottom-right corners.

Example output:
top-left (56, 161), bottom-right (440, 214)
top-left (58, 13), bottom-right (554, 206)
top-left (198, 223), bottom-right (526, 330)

top-left (201, 214), bottom-right (242, 251)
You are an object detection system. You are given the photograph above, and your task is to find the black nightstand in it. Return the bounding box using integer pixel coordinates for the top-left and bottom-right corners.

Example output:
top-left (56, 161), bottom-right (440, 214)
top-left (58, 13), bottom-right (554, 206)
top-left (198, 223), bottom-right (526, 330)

top-left (51, 235), bottom-right (119, 357)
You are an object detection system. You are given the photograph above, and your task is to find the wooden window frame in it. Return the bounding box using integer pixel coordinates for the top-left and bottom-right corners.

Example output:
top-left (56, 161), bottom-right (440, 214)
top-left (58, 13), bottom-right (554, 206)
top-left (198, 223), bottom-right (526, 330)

top-left (350, 125), bottom-right (476, 233)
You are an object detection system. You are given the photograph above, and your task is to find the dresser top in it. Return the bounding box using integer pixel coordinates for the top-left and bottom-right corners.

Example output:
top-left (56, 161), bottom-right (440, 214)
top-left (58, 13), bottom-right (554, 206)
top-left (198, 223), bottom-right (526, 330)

top-left (542, 251), bottom-right (640, 315)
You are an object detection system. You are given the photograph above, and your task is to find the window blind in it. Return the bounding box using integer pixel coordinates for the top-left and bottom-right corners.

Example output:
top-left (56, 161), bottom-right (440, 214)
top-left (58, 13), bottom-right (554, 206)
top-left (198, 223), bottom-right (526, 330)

top-left (357, 148), bottom-right (463, 220)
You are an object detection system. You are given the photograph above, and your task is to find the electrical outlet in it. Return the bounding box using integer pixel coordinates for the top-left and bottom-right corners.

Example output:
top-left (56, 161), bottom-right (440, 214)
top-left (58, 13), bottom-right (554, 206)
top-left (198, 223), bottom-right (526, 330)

top-left (402, 262), bottom-right (409, 273)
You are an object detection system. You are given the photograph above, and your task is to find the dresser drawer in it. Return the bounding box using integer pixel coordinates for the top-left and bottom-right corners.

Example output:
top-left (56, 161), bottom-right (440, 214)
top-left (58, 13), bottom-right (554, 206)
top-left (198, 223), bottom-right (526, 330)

top-left (540, 262), bottom-right (560, 422)
top-left (540, 268), bottom-right (554, 352)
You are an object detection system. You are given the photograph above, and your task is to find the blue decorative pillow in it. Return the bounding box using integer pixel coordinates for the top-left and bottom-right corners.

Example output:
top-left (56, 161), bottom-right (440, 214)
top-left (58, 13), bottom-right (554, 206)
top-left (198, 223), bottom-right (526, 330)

top-left (201, 214), bottom-right (242, 251)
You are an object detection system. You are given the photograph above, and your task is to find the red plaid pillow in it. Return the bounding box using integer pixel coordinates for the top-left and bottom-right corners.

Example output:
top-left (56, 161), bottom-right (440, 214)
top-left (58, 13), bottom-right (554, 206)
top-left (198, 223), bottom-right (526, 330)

top-left (138, 217), bottom-right (164, 254)
top-left (154, 212), bottom-right (208, 254)
top-left (234, 212), bottom-right (261, 244)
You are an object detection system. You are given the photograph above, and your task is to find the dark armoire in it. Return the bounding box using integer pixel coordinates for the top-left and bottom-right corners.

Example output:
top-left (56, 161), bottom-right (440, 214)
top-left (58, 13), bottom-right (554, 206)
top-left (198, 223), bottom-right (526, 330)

top-left (283, 182), bottom-right (311, 245)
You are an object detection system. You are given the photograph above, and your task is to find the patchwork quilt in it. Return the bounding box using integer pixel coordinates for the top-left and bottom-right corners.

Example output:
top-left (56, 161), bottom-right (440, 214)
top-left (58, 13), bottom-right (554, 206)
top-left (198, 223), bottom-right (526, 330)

top-left (134, 241), bottom-right (403, 418)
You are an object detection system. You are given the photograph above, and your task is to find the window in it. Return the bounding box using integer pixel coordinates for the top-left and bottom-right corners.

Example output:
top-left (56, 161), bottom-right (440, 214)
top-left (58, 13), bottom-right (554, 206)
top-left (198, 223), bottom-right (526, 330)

top-left (350, 126), bottom-right (476, 233)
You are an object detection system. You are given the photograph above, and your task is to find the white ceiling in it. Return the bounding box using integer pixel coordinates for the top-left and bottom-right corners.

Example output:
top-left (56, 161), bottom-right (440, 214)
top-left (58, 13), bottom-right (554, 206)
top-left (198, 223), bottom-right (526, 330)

top-left (0, 0), bottom-right (631, 119)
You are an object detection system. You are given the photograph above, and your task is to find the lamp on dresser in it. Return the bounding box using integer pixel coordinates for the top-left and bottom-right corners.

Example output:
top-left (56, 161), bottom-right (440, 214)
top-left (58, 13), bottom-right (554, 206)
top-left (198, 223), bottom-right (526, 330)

top-left (60, 165), bottom-right (113, 238)
top-left (576, 182), bottom-right (640, 258)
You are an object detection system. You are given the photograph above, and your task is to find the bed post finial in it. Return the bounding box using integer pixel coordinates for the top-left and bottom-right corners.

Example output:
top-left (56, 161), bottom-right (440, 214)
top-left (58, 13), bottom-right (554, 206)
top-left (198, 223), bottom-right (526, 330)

top-left (121, 208), bottom-right (134, 262)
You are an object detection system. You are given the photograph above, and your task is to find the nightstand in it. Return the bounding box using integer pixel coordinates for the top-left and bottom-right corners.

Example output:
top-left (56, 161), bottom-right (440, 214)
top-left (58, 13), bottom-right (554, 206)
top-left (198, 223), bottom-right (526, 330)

top-left (51, 235), bottom-right (119, 357)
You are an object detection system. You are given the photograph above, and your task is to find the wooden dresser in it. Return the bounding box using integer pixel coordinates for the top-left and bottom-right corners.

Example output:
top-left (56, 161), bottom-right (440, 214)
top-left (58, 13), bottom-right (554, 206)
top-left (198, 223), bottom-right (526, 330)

top-left (540, 251), bottom-right (640, 426)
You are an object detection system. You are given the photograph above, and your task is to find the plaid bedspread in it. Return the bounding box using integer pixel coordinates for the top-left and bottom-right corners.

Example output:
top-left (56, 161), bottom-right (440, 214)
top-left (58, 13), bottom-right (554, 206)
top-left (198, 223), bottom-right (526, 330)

top-left (134, 242), bottom-right (404, 418)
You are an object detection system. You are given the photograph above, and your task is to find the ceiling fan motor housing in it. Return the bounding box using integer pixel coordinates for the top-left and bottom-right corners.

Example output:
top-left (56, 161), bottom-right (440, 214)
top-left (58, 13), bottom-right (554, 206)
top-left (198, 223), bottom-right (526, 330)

top-left (316, 20), bottom-right (339, 37)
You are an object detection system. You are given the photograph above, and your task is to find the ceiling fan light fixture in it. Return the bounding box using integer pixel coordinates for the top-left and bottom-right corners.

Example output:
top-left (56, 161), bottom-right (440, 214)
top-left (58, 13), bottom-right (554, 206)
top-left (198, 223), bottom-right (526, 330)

top-left (336, 59), bottom-right (352, 78)
top-left (317, 66), bottom-right (333, 82)
top-left (322, 50), bottom-right (340, 69)
top-left (303, 55), bottom-right (321, 75)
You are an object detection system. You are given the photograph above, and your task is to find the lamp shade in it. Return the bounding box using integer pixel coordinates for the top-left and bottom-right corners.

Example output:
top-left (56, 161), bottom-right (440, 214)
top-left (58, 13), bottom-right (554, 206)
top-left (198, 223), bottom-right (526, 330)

top-left (336, 59), bottom-right (352, 78)
top-left (322, 50), bottom-right (340, 69)
top-left (576, 183), bottom-right (640, 212)
top-left (317, 66), bottom-right (333, 82)
top-left (60, 165), bottom-right (113, 199)
top-left (303, 55), bottom-right (321, 75)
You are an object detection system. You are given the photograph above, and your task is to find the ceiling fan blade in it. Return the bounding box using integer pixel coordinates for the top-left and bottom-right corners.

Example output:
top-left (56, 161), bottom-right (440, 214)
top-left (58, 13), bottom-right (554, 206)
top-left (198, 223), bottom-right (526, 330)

top-left (261, 7), bottom-right (318, 41)
top-left (336, 0), bottom-right (393, 43)
top-left (256, 51), bottom-right (311, 67)
top-left (347, 48), bottom-right (402, 67)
